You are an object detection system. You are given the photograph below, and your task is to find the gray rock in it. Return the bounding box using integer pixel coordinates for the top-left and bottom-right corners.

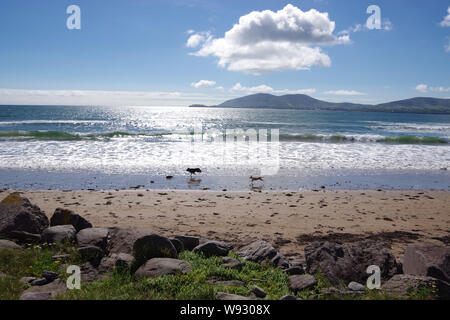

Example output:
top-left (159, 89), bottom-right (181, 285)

top-left (20, 279), bottom-right (67, 300)
top-left (0, 193), bottom-right (49, 237)
top-left (0, 239), bottom-right (21, 249)
top-left (41, 225), bottom-right (76, 243)
top-left (288, 274), bottom-right (318, 293)
top-left (170, 238), bottom-right (184, 253)
top-left (174, 235), bottom-right (200, 251)
top-left (348, 281), bottom-right (366, 292)
top-left (284, 266), bottom-right (304, 275)
top-left (107, 228), bottom-right (151, 255)
top-left (289, 257), bottom-right (306, 269)
top-left (133, 233), bottom-right (177, 267)
top-left (78, 246), bottom-right (105, 267)
top-left (251, 285), bottom-right (267, 298)
top-left (271, 253), bottom-right (290, 269)
top-left (206, 277), bottom-right (245, 287)
top-left (238, 240), bottom-right (277, 263)
top-left (7, 230), bottom-right (41, 243)
top-left (80, 262), bottom-right (102, 283)
top-left (76, 228), bottom-right (109, 251)
top-left (193, 241), bottom-right (232, 257)
top-left (30, 278), bottom-right (48, 286)
top-left (135, 258), bottom-right (192, 278)
top-left (221, 257), bottom-right (243, 270)
top-left (50, 208), bottom-right (92, 232)
top-left (19, 276), bottom-right (37, 284)
top-left (280, 295), bottom-right (298, 300)
top-left (403, 242), bottom-right (450, 283)
top-left (216, 292), bottom-right (251, 300)
top-left (383, 274), bottom-right (450, 299)
top-left (305, 241), bottom-right (398, 285)
top-left (98, 253), bottom-right (134, 274)
top-left (42, 270), bottom-right (59, 282)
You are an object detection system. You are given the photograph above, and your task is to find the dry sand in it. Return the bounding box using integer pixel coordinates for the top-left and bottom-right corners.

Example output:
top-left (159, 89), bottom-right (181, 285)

top-left (5, 189), bottom-right (450, 260)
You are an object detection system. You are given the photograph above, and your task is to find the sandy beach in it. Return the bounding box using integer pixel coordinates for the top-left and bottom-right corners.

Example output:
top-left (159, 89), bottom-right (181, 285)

top-left (5, 189), bottom-right (449, 260)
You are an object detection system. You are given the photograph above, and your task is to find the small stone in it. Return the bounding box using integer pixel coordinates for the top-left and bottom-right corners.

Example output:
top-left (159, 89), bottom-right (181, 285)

top-left (135, 258), bottom-right (192, 278)
top-left (288, 274), bottom-right (318, 293)
top-left (19, 277), bottom-right (37, 284)
top-left (280, 295), bottom-right (298, 300)
top-left (30, 278), bottom-right (48, 286)
top-left (216, 292), bottom-right (251, 300)
top-left (348, 281), bottom-right (366, 291)
top-left (251, 285), bottom-right (267, 298)
top-left (221, 257), bottom-right (243, 270)
top-left (42, 271), bottom-right (59, 282)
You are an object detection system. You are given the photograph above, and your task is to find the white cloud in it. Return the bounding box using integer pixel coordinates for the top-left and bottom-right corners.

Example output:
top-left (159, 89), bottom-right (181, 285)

top-left (323, 90), bottom-right (366, 96)
top-left (415, 84), bottom-right (450, 93)
top-left (188, 4), bottom-right (349, 74)
top-left (440, 7), bottom-right (450, 27)
top-left (190, 80), bottom-right (216, 88)
top-left (231, 83), bottom-right (316, 95)
top-left (339, 18), bottom-right (393, 34)
top-left (445, 38), bottom-right (450, 52)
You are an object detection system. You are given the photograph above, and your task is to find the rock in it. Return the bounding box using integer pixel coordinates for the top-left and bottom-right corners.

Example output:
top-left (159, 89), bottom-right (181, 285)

top-left (280, 295), bottom-right (298, 300)
top-left (271, 253), bottom-right (290, 269)
top-left (78, 246), bottom-right (105, 267)
top-left (76, 228), bottom-right (109, 251)
top-left (107, 228), bottom-right (150, 255)
top-left (80, 262), bottom-right (101, 283)
top-left (20, 279), bottom-right (67, 300)
top-left (251, 285), bottom-right (267, 298)
top-left (348, 281), bottom-right (366, 292)
top-left (41, 225), bottom-right (76, 243)
top-left (50, 208), bottom-right (92, 232)
top-left (52, 254), bottom-right (71, 261)
top-left (319, 287), bottom-right (364, 298)
top-left (193, 241), bottom-right (232, 257)
top-left (30, 278), bottom-right (48, 286)
top-left (221, 257), bottom-right (243, 270)
top-left (305, 241), bottom-right (398, 285)
top-left (284, 266), bottom-right (304, 275)
top-left (0, 193), bottom-right (49, 237)
top-left (0, 239), bottom-right (21, 249)
top-left (383, 274), bottom-right (450, 299)
top-left (135, 258), bottom-right (192, 278)
top-left (7, 230), bottom-right (41, 243)
top-left (288, 274), bottom-right (318, 293)
top-left (289, 257), bottom-right (306, 269)
top-left (98, 253), bottom-right (134, 274)
top-left (42, 270), bottom-right (59, 282)
top-left (170, 238), bottom-right (184, 253)
top-left (19, 277), bottom-right (37, 284)
top-left (403, 242), bottom-right (450, 283)
top-left (133, 233), bottom-right (177, 267)
top-left (216, 292), bottom-right (251, 300)
top-left (238, 240), bottom-right (277, 263)
top-left (206, 277), bottom-right (245, 287)
top-left (174, 235), bottom-right (200, 251)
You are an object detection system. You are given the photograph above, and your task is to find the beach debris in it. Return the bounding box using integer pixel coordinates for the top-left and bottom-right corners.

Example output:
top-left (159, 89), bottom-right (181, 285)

top-left (135, 258), bottom-right (192, 278)
top-left (41, 225), bottom-right (76, 243)
top-left (50, 208), bottom-right (92, 232)
top-left (0, 193), bottom-right (49, 237)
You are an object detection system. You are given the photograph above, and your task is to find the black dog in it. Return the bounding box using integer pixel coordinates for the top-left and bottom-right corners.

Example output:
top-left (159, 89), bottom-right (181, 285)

top-left (186, 168), bottom-right (202, 177)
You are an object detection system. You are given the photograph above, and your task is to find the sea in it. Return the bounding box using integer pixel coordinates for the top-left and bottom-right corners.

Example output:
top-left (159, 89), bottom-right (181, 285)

top-left (0, 105), bottom-right (449, 191)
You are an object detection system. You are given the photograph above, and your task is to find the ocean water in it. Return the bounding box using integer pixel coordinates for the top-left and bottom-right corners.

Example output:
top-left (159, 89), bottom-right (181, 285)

top-left (0, 105), bottom-right (449, 190)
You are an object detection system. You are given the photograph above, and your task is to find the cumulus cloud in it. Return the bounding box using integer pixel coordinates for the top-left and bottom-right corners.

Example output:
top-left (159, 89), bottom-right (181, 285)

top-left (323, 90), bottom-right (366, 96)
top-left (231, 83), bottom-right (316, 95)
top-left (187, 4), bottom-right (349, 74)
top-left (190, 80), bottom-right (216, 88)
top-left (415, 84), bottom-right (450, 93)
top-left (339, 18), bottom-right (393, 35)
top-left (441, 7), bottom-right (450, 27)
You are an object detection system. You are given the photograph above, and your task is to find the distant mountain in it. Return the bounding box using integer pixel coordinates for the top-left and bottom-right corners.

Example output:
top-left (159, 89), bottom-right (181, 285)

top-left (190, 94), bottom-right (450, 114)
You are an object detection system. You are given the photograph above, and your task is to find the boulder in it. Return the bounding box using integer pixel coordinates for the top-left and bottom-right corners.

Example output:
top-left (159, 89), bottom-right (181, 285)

top-left (107, 228), bottom-right (150, 255)
top-left (20, 279), bottom-right (67, 300)
top-left (80, 262), bottom-right (102, 283)
top-left (169, 238), bottom-right (184, 253)
top-left (41, 225), bottom-right (76, 243)
top-left (98, 253), bottom-right (134, 274)
top-left (271, 253), bottom-right (290, 269)
top-left (221, 257), bottom-right (243, 270)
top-left (0, 239), bottom-right (21, 249)
top-left (284, 266), bottom-right (304, 276)
top-left (76, 228), bottom-right (109, 251)
top-left (193, 241), bottom-right (232, 257)
top-left (288, 274), bottom-right (318, 293)
top-left (30, 278), bottom-right (48, 286)
top-left (216, 292), bottom-right (251, 300)
top-left (238, 240), bottom-right (277, 263)
top-left (7, 230), bottom-right (41, 243)
top-left (305, 241), bottom-right (398, 285)
top-left (135, 258), bottom-right (192, 278)
top-left (0, 193), bottom-right (49, 237)
top-left (50, 208), bottom-right (92, 232)
top-left (133, 233), bottom-right (177, 267)
top-left (382, 274), bottom-right (450, 299)
top-left (174, 235), bottom-right (200, 251)
top-left (251, 285), bottom-right (267, 298)
top-left (403, 242), bottom-right (450, 283)
top-left (78, 246), bottom-right (105, 267)
top-left (42, 270), bottom-right (59, 282)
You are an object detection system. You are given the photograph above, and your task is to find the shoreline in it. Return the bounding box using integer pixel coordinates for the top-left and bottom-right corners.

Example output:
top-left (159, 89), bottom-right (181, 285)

top-left (4, 188), bottom-right (449, 260)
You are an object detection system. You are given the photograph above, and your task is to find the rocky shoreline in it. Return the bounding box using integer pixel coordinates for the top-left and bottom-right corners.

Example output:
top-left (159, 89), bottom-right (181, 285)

top-left (0, 192), bottom-right (449, 300)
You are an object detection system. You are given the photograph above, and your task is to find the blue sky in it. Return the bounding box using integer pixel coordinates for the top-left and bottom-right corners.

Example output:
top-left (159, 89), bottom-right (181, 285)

top-left (0, 0), bottom-right (449, 106)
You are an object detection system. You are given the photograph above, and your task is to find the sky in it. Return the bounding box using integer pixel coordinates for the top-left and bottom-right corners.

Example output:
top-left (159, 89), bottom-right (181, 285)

top-left (0, 0), bottom-right (449, 106)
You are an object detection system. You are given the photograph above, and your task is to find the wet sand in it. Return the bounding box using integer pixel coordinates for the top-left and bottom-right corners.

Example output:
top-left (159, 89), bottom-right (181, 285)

top-left (5, 189), bottom-right (450, 260)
